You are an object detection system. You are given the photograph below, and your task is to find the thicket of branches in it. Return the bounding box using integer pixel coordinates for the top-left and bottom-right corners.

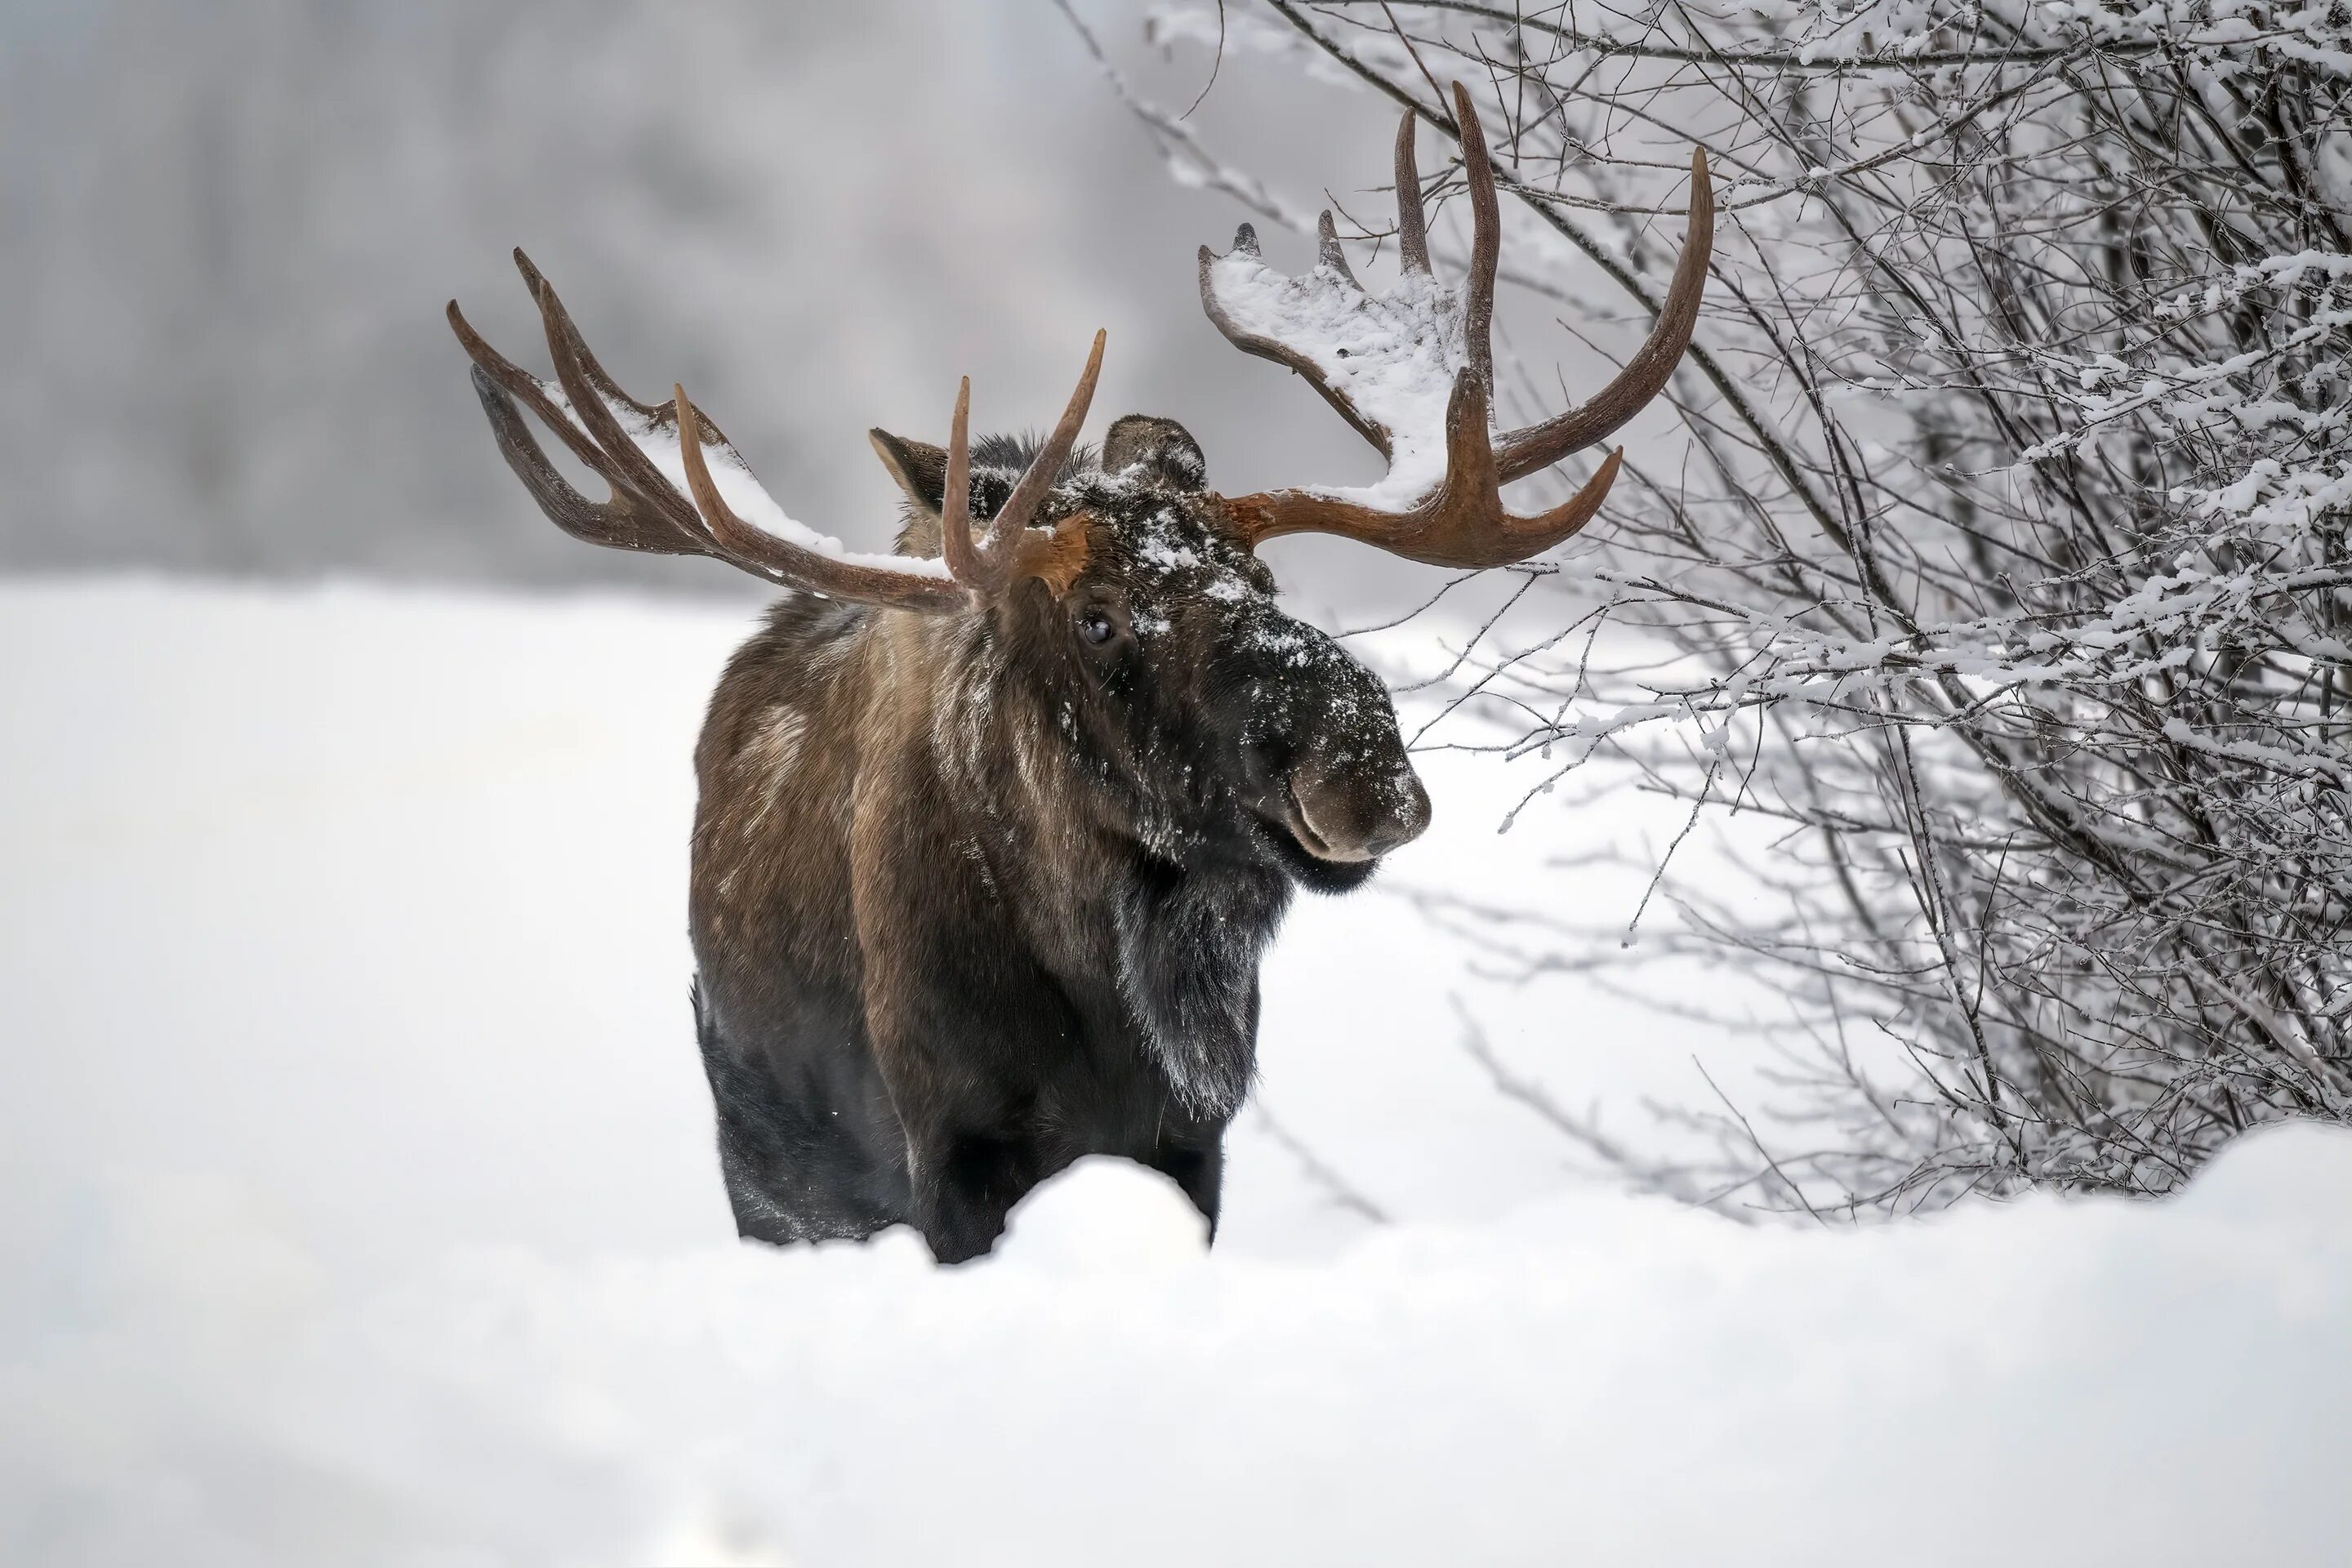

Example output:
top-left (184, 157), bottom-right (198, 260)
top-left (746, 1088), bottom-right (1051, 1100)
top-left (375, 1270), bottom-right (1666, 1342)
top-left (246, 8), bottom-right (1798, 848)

top-left (1093, 0), bottom-right (2352, 1214)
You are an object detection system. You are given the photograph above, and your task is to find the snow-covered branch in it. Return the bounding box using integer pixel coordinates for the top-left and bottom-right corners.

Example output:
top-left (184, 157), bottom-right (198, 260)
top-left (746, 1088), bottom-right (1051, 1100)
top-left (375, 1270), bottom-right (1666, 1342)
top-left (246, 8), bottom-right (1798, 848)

top-left (1109, 0), bottom-right (2352, 1211)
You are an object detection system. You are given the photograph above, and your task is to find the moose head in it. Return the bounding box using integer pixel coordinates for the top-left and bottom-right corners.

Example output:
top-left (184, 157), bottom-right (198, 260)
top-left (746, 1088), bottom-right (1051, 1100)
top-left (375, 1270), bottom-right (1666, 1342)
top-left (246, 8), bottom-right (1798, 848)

top-left (447, 86), bottom-right (1711, 1260)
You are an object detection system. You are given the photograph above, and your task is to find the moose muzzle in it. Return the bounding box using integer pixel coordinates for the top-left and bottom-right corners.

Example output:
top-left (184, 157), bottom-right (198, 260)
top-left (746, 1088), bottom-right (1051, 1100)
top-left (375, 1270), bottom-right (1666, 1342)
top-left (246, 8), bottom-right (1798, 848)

top-left (1283, 752), bottom-right (1432, 862)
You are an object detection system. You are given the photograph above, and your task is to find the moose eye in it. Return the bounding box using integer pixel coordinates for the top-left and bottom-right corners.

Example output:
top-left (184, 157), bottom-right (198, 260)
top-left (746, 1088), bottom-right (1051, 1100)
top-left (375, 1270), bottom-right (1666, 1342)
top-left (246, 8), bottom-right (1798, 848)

top-left (1077, 609), bottom-right (1118, 647)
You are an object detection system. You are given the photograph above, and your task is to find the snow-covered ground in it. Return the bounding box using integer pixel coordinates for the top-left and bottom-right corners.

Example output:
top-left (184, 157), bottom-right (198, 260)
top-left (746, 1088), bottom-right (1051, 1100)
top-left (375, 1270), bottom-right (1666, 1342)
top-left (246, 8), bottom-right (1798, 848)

top-left (3, 580), bottom-right (2346, 1565)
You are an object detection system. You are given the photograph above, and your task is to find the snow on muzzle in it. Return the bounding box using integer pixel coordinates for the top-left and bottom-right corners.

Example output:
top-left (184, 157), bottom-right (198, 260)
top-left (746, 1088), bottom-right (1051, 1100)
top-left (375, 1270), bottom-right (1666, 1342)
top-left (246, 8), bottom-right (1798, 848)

top-left (1257, 629), bottom-right (1429, 862)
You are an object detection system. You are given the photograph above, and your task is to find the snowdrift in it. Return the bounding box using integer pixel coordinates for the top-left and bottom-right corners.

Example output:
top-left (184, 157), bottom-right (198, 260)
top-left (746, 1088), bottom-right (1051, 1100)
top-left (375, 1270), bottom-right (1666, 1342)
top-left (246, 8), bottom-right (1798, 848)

top-left (3, 582), bottom-right (2345, 1565)
top-left (13, 1128), bottom-right (2350, 1566)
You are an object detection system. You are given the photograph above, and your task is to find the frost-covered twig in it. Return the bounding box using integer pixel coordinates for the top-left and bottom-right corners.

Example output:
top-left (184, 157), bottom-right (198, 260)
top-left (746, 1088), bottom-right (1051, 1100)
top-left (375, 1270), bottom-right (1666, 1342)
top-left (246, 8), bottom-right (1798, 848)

top-left (1102, 0), bottom-right (2352, 1214)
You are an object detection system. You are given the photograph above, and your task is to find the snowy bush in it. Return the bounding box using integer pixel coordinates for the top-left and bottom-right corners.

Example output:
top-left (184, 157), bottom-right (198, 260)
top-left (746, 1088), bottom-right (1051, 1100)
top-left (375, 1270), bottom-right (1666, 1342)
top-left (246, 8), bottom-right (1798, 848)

top-left (1098, 0), bottom-right (2352, 1210)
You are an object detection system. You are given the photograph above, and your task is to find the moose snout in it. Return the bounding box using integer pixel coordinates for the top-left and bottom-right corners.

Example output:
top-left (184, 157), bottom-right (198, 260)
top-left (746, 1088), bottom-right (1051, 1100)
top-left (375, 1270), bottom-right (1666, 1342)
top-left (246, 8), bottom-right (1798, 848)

top-left (1286, 755), bottom-right (1432, 862)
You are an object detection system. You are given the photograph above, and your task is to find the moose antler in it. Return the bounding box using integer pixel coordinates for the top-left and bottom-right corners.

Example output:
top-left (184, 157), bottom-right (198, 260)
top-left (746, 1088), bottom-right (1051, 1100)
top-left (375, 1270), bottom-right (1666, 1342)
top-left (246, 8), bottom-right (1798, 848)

top-left (448, 250), bottom-right (1102, 611)
top-left (1201, 83), bottom-right (1713, 570)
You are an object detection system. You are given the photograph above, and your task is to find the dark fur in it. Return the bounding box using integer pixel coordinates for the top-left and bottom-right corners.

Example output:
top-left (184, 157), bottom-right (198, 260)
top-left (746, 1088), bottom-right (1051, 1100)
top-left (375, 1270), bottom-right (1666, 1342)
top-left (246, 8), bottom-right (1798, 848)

top-left (690, 416), bottom-right (1428, 1261)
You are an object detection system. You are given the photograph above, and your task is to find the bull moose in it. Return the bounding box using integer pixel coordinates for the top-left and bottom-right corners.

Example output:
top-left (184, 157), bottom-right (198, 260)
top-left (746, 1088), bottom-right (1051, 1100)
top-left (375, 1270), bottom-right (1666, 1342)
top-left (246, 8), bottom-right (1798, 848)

top-left (448, 89), bottom-right (1711, 1262)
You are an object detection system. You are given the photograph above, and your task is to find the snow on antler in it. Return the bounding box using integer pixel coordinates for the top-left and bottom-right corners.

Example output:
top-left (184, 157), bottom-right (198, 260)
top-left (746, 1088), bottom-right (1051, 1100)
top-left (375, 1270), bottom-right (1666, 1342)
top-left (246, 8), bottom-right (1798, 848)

top-left (1203, 229), bottom-right (1468, 511)
top-left (1196, 82), bottom-right (1708, 569)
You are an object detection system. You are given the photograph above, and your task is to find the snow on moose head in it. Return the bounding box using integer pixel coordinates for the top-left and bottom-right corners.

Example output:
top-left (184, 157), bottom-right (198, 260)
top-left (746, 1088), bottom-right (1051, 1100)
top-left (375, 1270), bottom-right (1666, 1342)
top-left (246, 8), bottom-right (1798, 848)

top-left (444, 85), bottom-right (1713, 1263)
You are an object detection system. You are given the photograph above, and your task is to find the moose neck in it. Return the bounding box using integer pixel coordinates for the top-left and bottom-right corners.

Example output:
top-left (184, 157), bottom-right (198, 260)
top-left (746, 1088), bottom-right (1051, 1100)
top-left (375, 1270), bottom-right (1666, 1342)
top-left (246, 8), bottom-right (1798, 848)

top-left (924, 601), bottom-right (1290, 1120)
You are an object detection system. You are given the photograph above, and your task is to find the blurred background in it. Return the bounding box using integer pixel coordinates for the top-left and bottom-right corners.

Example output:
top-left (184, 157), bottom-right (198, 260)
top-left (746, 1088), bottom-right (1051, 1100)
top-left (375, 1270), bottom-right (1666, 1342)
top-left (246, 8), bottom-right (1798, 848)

top-left (0, 0), bottom-right (1431, 607)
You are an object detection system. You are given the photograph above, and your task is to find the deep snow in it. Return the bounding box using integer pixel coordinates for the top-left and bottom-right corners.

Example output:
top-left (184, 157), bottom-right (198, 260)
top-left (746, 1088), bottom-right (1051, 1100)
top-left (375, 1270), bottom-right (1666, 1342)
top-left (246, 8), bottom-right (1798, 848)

top-left (2, 581), bottom-right (2345, 1565)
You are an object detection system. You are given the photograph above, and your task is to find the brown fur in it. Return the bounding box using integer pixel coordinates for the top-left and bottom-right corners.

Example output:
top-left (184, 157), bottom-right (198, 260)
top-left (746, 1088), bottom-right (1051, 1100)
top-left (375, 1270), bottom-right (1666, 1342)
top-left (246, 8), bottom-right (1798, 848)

top-left (683, 422), bottom-right (1428, 1260)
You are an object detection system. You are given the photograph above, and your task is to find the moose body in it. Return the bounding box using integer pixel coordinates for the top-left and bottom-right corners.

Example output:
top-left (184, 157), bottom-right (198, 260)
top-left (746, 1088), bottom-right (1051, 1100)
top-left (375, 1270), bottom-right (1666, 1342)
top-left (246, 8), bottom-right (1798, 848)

top-left (685, 431), bottom-right (1419, 1259)
top-left (450, 87), bottom-right (1710, 1260)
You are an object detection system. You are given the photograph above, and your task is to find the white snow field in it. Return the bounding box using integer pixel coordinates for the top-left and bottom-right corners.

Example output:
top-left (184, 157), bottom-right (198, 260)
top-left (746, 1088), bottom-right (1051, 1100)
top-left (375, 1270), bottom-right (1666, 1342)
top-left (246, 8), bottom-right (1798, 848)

top-left (2, 579), bottom-right (2346, 1566)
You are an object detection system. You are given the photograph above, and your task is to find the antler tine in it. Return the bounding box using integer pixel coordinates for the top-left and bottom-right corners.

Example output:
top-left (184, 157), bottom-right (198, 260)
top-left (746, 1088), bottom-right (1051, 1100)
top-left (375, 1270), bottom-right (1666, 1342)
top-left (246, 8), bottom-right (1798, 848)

top-left (1452, 82), bottom-right (1500, 399)
top-left (1394, 107), bottom-right (1431, 277)
top-left (975, 329), bottom-right (1107, 572)
top-left (939, 376), bottom-right (980, 588)
top-left (1492, 147), bottom-right (1714, 483)
top-left (511, 248), bottom-right (668, 425)
top-left (448, 297), bottom-right (610, 477)
top-left (1525, 447), bottom-right (1623, 546)
top-left (1316, 212), bottom-right (1359, 286)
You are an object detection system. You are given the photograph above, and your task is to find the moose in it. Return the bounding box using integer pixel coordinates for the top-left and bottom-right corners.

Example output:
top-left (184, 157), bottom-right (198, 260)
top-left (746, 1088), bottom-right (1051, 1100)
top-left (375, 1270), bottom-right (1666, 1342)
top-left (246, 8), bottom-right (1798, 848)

top-left (448, 89), bottom-right (1711, 1262)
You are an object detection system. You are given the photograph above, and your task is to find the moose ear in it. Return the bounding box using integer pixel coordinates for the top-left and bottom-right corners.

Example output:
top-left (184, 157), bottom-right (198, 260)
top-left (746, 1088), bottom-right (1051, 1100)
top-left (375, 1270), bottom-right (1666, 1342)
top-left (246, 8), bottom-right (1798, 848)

top-left (1101, 414), bottom-right (1207, 493)
top-left (868, 428), bottom-right (950, 514)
